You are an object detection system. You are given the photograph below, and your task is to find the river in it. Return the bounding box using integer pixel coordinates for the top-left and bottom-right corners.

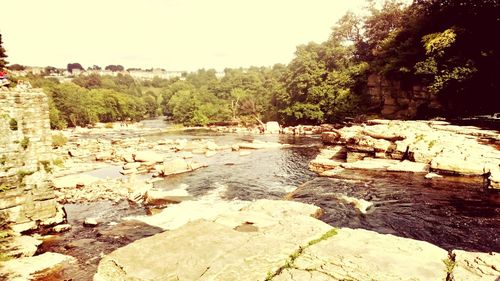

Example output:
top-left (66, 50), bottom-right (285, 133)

top-left (36, 122), bottom-right (500, 280)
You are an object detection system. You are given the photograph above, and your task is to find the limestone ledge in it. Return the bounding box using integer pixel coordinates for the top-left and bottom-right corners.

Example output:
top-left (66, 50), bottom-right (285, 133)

top-left (94, 199), bottom-right (499, 281)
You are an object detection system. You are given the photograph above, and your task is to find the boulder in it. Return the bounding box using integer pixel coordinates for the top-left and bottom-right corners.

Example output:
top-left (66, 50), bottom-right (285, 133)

top-left (309, 158), bottom-right (343, 173)
top-left (134, 151), bottom-right (164, 163)
top-left (95, 151), bottom-right (113, 161)
top-left (6, 235), bottom-right (42, 258)
top-left (231, 144), bottom-right (240, 151)
top-left (265, 121), bottom-right (281, 134)
top-left (321, 131), bottom-right (340, 144)
top-left (452, 250), bottom-right (500, 281)
top-left (0, 252), bottom-right (76, 280)
top-left (52, 224), bottom-right (72, 233)
top-left (83, 217), bottom-right (98, 226)
top-left (158, 158), bottom-right (206, 176)
top-left (205, 150), bottom-right (216, 157)
top-left (425, 172), bottom-right (443, 179)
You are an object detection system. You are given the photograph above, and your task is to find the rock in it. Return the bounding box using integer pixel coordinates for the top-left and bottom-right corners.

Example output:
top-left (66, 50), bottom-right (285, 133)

top-left (178, 151), bottom-right (193, 159)
top-left (160, 158), bottom-right (192, 176)
top-left (278, 228), bottom-right (449, 281)
top-left (123, 162), bottom-right (141, 170)
top-left (430, 156), bottom-right (488, 176)
top-left (95, 204), bottom-right (331, 281)
top-left (53, 174), bottom-right (100, 189)
top-left (341, 158), bottom-right (400, 171)
top-left (144, 188), bottom-right (192, 205)
top-left (346, 151), bottom-right (370, 163)
top-left (241, 199), bottom-right (322, 218)
top-left (95, 151), bottom-right (113, 161)
top-left (120, 168), bottom-right (137, 175)
top-left (205, 150), bottom-right (216, 157)
top-left (321, 131), bottom-right (340, 144)
top-left (238, 140), bottom-right (283, 149)
top-left (320, 168), bottom-right (345, 177)
top-left (239, 151), bottom-right (251, 156)
top-left (309, 158), bottom-right (343, 173)
top-left (265, 121), bottom-right (281, 134)
top-left (387, 160), bottom-right (430, 173)
top-left (83, 217), bottom-right (98, 226)
top-left (205, 141), bottom-right (219, 151)
top-left (52, 224), bottom-right (72, 233)
top-left (122, 153), bottom-right (134, 163)
top-left (134, 151), bottom-right (164, 163)
top-left (452, 250), bottom-right (500, 281)
top-left (231, 144), bottom-right (240, 151)
top-left (425, 172), bottom-right (443, 179)
top-left (337, 195), bottom-right (373, 214)
top-left (0, 252), bottom-right (76, 280)
top-left (6, 236), bottom-right (42, 258)
top-left (488, 166), bottom-right (500, 189)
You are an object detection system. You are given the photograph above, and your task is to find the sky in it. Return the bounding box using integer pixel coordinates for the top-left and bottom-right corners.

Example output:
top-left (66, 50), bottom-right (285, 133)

top-left (1, 0), bottom-right (368, 71)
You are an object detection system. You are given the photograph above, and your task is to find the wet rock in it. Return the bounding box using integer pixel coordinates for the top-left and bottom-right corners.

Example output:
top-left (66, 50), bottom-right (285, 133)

top-left (387, 160), bottom-right (430, 173)
top-left (0, 252), bottom-right (76, 280)
top-left (52, 224), bottom-right (72, 233)
top-left (83, 217), bottom-right (98, 227)
top-left (425, 172), bottom-right (443, 179)
top-left (144, 188), bottom-right (192, 205)
top-left (452, 250), bottom-right (500, 281)
top-left (341, 158), bottom-right (400, 171)
top-left (337, 195), bottom-right (374, 214)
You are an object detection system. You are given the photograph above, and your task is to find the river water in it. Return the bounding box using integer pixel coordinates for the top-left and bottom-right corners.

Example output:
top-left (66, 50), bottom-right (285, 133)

top-left (36, 122), bottom-right (500, 280)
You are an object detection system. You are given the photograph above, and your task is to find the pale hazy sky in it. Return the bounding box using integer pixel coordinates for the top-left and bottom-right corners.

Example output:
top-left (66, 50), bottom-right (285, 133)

top-left (1, 0), bottom-right (368, 71)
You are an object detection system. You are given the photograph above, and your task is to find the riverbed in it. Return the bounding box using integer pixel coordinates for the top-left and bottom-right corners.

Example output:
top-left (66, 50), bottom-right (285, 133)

top-left (35, 123), bottom-right (500, 280)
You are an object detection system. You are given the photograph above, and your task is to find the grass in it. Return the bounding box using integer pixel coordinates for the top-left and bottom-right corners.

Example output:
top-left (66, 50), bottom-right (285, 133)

top-left (39, 160), bottom-right (52, 173)
top-left (0, 183), bottom-right (10, 192)
top-left (0, 155), bottom-right (6, 165)
top-left (52, 158), bottom-right (64, 167)
top-left (20, 137), bottom-right (29, 150)
top-left (265, 228), bottom-right (338, 280)
top-left (17, 169), bottom-right (35, 182)
top-left (9, 118), bottom-right (17, 131)
top-left (52, 133), bottom-right (68, 148)
top-left (104, 122), bottom-right (114, 129)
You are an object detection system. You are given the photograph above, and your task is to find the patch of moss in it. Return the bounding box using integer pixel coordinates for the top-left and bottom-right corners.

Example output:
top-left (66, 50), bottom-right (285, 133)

top-left (9, 118), bottom-right (18, 131)
top-left (39, 160), bottom-right (52, 173)
top-left (20, 137), bottom-right (29, 150)
top-left (52, 133), bottom-right (68, 148)
top-left (52, 158), bottom-right (64, 167)
top-left (307, 229), bottom-right (338, 246)
top-left (17, 169), bottom-right (35, 182)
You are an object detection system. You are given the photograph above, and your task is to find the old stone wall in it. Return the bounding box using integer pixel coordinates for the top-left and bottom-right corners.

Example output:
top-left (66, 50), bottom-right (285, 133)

top-left (0, 88), bottom-right (61, 232)
top-left (367, 74), bottom-right (442, 119)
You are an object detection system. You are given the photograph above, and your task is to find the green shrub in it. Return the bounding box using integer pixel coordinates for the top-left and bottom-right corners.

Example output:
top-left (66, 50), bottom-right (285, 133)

top-left (20, 137), bottom-right (29, 150)
top-left (52, 158), bottom-right (64, 167)
top-left (39, 160), bottom-right (52, 173)
top-left (52, 133), bottom-right (68, 148)
top-left (9, 118), bottom-right (18, 131)
top-left (104, 123), bottom-right (114, 129)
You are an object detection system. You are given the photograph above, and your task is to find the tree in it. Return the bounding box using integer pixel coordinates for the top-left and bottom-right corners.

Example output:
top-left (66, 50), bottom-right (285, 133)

top-left (7, 64), bottom-right (25, 71)
top-left (105, 65), bottom-right (124, 72)
top-left (0, 34), bottom-right (8, 69)
top-left (67, 63), bottom-right (84, 73)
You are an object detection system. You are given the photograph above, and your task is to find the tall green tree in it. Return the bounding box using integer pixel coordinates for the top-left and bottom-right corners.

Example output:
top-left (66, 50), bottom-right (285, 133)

top-left (0, 34), bottom-right (8, 69)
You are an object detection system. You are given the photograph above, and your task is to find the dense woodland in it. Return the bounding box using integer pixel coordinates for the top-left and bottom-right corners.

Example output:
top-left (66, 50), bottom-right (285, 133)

top-left (1, 0), bottom-right (498, 128)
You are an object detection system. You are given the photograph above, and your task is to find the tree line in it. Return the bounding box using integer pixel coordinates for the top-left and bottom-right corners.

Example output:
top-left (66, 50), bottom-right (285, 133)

top-left (1, 0), bottom-right (498, 128)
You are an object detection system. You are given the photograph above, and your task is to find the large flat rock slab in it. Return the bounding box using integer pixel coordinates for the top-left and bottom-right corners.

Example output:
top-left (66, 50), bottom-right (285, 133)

top-left (276, 228), bottom-right (449, 281)
top-left (94, 217), bottom-right (332, 281)
top-left (452, 250), bottom-right (500, 281)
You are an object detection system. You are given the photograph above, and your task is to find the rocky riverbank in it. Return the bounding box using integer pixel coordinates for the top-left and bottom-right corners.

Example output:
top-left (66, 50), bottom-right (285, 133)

top-left (311, 119), bottom-right (500, 189)
top-left (94, 199), bottom-right (499, 281)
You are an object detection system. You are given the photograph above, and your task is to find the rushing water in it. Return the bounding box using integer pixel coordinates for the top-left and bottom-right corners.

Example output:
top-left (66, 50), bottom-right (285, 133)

top-left (36, 124), bottom-right (500, 280)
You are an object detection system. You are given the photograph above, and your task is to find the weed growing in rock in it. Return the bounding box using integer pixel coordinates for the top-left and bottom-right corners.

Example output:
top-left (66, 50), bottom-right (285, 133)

top-left (20, 137), bottom-right (29, 150)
